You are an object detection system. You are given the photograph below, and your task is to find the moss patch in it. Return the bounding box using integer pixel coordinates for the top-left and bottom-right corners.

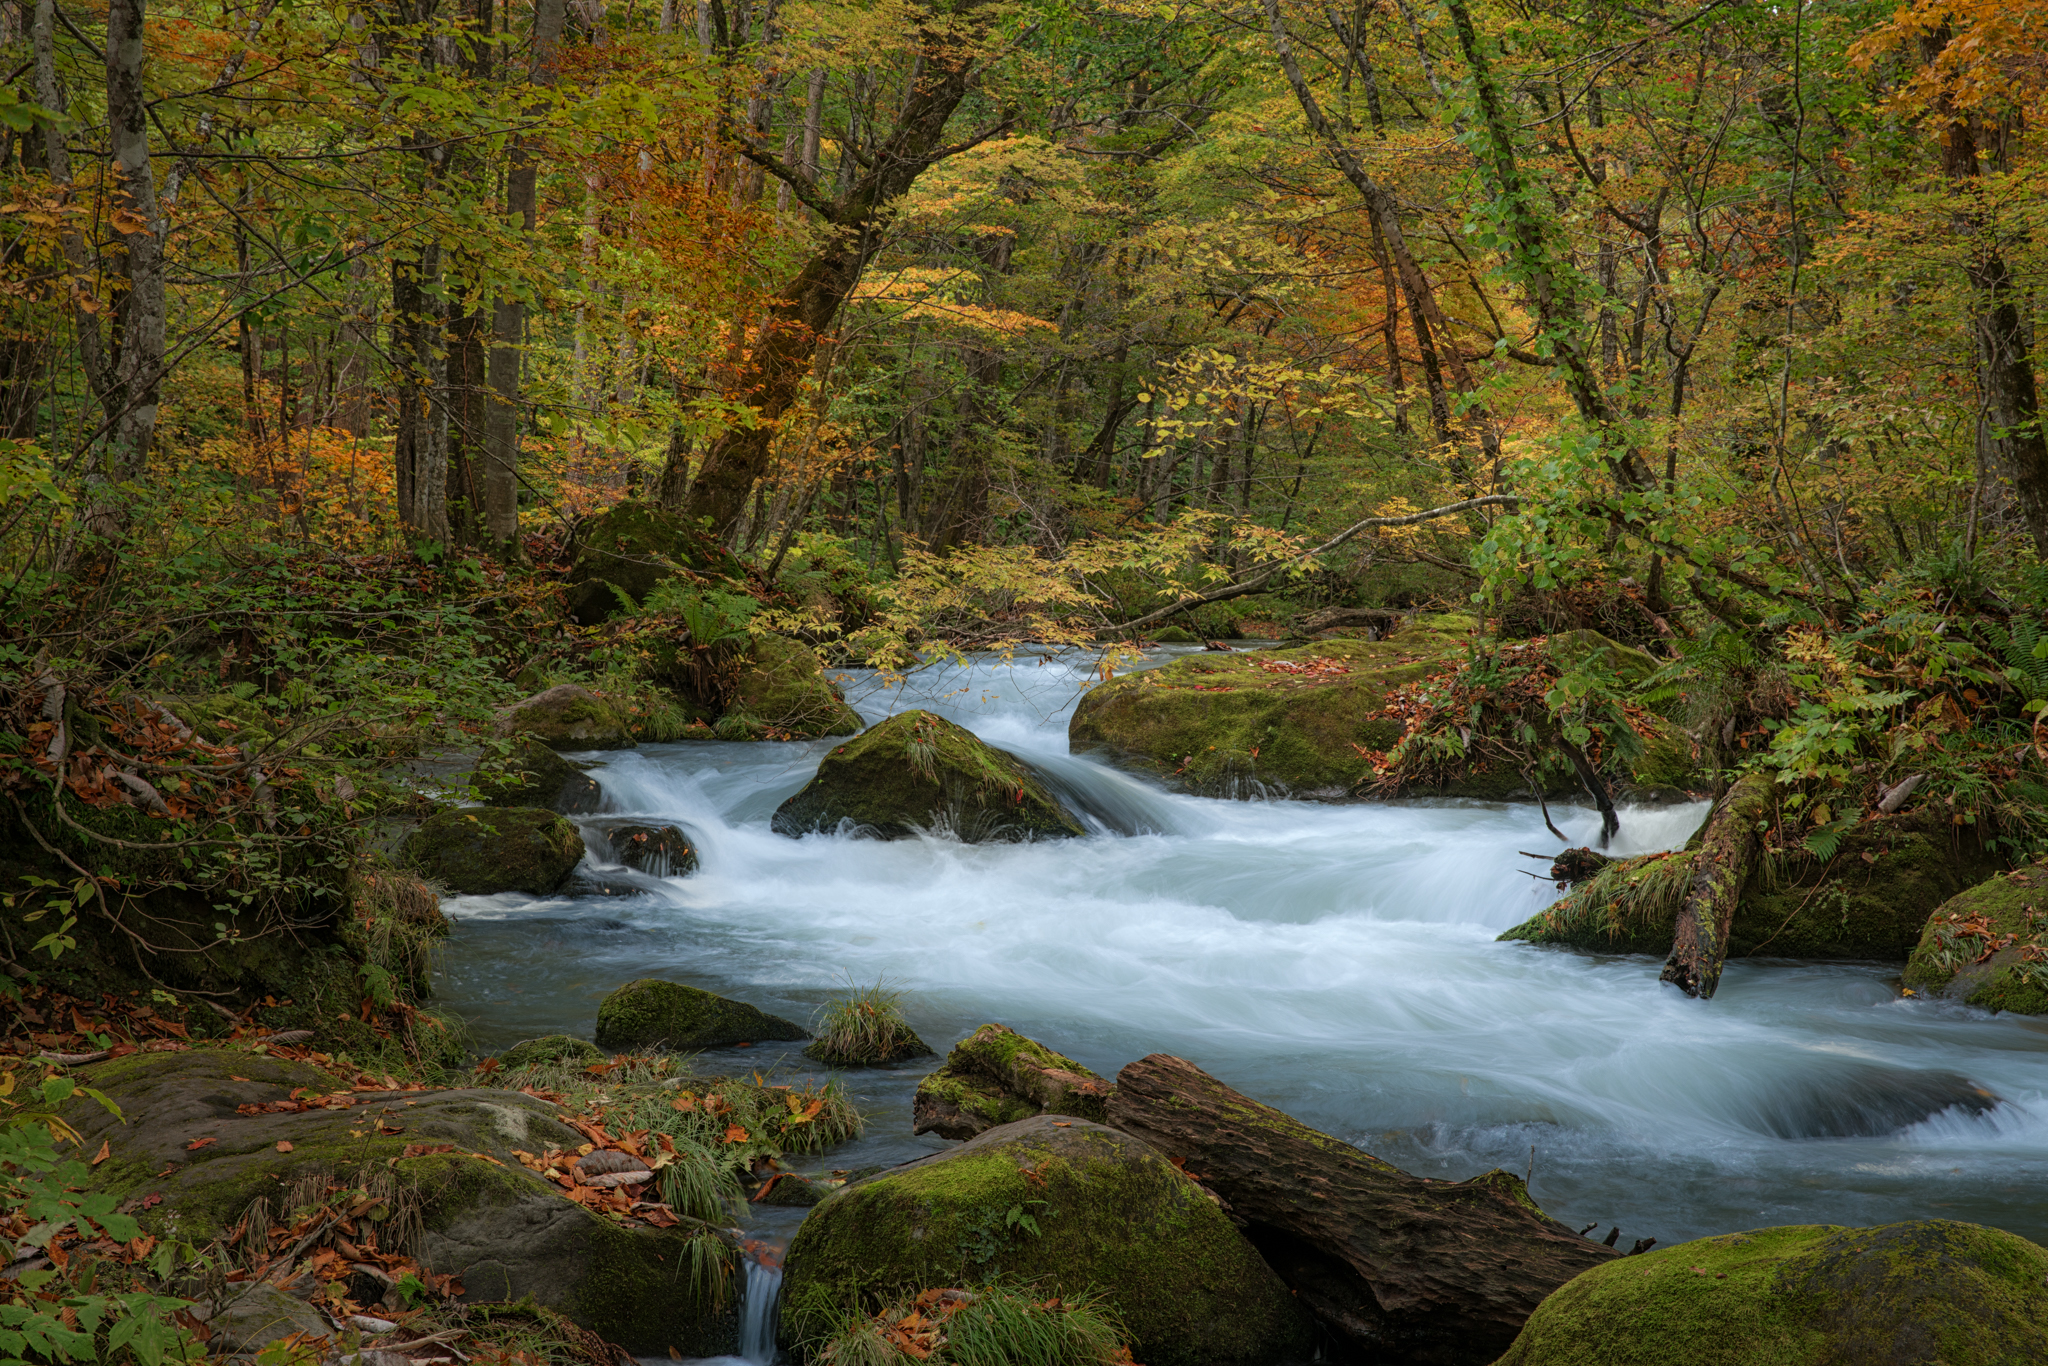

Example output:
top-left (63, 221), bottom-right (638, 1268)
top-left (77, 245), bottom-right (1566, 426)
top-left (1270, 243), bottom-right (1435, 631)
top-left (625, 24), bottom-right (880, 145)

top-left (1903, 863), bottom-right (2048, 1014)
top-left (500, 1035), bottom-right (605, 1068)
top-left (913, 1025), bottom-right (1111, 1140)
top-left (562, 500), bottom-right (748, 626)
top-left (723, 634), bottom-right (862, 738)
top-left (1495, 1220), bottom-right (2048, 1366)
top-left (593, 978), bottom-right (808, 1051)
top-left (468, 740), bottom-right (603, 813)
top-left (401, 807), bottom-right (585, 896)
top-left (783, 1116), bottom-right (1312, 1366)
top-left (772, 710), bottom-right (1084, 842)
top-left (495, 684), bottom-right (635, 751)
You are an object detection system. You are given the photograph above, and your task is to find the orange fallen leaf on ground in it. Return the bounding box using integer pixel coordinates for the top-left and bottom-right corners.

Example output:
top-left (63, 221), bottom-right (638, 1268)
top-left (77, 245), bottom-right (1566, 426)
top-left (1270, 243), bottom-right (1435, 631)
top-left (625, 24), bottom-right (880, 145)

top-left (186, 1136), bottom-right (216, 1151)
top-left (277, 1140), bottom-right (294, 1153)
top-left (91, 1140), bottom-right (110, 1165)
top-left (723, 1124), bottom-right (749, 1144)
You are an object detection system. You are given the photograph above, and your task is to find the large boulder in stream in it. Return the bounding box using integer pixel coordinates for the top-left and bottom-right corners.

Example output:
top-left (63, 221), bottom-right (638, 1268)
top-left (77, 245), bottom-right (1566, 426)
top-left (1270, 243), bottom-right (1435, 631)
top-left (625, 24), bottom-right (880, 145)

top-left (400, 807), bottom-right (585, 895)
top-left (772, 710), bottom-right (1085, 841)
top-left (1499, 805), bottom-right (2005, 961)
top-left (913, 1023), bottom-right (1113, 1140)
top-left (1494, 1220), bottom-right (2048, 1366)
top-left (782, 1114), bottom-right (1314, 1366)
top-left (495, 683), bottom-right (636, 751)
top-left (468, 738), bottom-right (604, 813)
top-left (594, 978), bottom-right (808, 1051)
top-left (716, 633), bottom-right (864, 739)
top-left (1903, 861), bottom-right (2048, 1013)
top-left (56, 1049), bottom-right (737, 1355)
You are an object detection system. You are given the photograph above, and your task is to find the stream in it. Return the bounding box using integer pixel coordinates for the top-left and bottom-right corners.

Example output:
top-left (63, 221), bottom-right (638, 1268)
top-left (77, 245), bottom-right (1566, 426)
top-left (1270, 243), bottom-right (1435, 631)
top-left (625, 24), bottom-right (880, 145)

top-left (433, 645), bottom-right (2048, 1336)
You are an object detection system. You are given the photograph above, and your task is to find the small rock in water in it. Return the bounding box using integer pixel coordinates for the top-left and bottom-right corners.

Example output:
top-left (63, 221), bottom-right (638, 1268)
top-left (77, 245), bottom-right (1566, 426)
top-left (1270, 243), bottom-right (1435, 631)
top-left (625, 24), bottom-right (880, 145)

top-left (592, 821), bottom-right (699, 877)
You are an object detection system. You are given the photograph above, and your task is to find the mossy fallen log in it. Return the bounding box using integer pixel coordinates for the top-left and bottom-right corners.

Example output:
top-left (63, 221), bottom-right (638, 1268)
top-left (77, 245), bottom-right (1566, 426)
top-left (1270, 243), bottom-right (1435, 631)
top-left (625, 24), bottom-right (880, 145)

top-left (1660, 772), bottom-right (1775, 998)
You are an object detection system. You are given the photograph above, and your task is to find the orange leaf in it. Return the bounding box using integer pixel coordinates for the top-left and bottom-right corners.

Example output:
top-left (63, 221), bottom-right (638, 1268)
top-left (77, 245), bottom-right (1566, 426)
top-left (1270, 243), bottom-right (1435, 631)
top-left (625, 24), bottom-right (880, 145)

top-left (186, 1136), bottom-right (216, 1151)
top-left (276, 1140), bottom-right (294, 1153)
top-left (723, 1124), bottom-right (749, 1145)
top-left (91, 1140), bottom-right (110, 1166)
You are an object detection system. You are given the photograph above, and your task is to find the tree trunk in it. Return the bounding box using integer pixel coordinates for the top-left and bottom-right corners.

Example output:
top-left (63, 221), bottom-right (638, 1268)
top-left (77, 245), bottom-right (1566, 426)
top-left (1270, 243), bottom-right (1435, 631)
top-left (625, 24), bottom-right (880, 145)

top-left (1659, 770), bottom-right (1775, 999)
top-left (1104, 1054), bottom-right (1618, 1364)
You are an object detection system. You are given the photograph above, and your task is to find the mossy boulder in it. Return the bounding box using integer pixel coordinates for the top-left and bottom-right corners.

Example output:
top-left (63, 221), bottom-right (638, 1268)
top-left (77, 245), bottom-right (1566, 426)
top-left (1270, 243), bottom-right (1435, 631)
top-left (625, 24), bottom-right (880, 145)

top-left (56, 1049), bottom-right (737, 1354)
top-left (499, 1034), bottom-right (605, 1069)
top-left (562, 501), bottom-right (748, 626)
top-left (782, 1115), bottom-right (1313, 1366)
top-left (721, 634), bottom-right (863, 739)
top-left (400, 807), bottom-right (585, 896)
top-left (592, 822), bottom-right (699, 877)
top-left (773, 710), bottom-right (1083, 842)
top-left (1494, 1220), bottom-right (2048, 1366)
top-left (495, 684), bottom-right (635, 751)
top-left (913, 1024), bottom-right (1112, 1141)
top-left (594, 978), bottom-right (808, 1051)
top-left (469, 739), bottom-right (604, 814)
top-left (1501, 808), bottom-right (2005, 961)
top-left (1903, 863), bottom-right (2048, 1013)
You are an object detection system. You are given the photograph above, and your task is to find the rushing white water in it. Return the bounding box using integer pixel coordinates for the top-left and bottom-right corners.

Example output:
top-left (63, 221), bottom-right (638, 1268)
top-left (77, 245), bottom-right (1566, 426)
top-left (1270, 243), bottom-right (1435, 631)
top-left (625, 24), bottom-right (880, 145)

top-left (438, 647), bottom-right (2048, 1256)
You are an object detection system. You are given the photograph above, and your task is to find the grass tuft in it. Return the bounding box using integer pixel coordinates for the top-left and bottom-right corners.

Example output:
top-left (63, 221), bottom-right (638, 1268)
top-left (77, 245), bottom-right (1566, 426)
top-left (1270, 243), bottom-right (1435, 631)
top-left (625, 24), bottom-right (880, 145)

top-left (809, 1284), bottom-right (1129, 1366)
top-left (805, 979), bottom-right (934, 1068)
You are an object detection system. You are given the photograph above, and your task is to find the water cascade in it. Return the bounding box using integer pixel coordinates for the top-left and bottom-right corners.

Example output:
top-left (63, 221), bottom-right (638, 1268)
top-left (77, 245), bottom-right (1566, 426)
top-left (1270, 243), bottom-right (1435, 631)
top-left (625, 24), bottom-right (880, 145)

top-left (439, 650), bottom-right (2048, 1259)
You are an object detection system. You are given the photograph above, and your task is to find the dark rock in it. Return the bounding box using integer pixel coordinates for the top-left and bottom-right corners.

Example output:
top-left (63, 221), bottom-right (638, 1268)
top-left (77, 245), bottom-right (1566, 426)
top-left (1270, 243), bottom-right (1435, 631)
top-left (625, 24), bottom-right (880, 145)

top-left (499, 1034), bottom-right (604, 1069)
top-left (594, 978), bottom-right (808, 1051)
top-left (562, 501), bottom-right (747, 626)
top-left (783, 1115), bottom-right (1313, 1366)
top-left (913, 1023), bottom-right (1111, 1141)
top-left (594, 822), bottom-right (699, 877)
top-left (471, 739), bottom-right (604, 814)
top-left (754, 1173), bottom-right (823, 1207)
top-left (198, 1283), bottom-right (331, 1352)
top-left (495, 684), bottom-right (635, 751)
top-left (772, 710), bottom-right (1084, 842)
top-left (400, 808), bottom-right (585, 896)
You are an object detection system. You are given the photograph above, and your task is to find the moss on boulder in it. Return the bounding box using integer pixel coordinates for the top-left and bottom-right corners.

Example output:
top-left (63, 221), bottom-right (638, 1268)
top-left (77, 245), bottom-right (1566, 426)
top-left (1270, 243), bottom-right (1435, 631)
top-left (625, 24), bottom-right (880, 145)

top-left (773, 710), bottom-right (1083, 841)
top-left (500, 1034), bottom-right (605, 1068)
top-left (913, 1024), bottom-right (1112, 1141)
top-left (721, 634), bottom-right (863, 738)
top-left (1494, 1220), bottom-right (2048, 1366)
top-left (562, 501), bottom-right (748, 626)
top-left (1903, 863), bottom-right (2048, 1013)
top-left (469, 739), bottom-right (604, 813)
top-left (495, 684), bottom-right (636, 751)
top-left (782, 1115), bottom-right (1312, 1366)
top-left (401, 807), bottom-right (585, 896)
top-left (594, 978), bottom-right (808, 1051)
top-left (1501, 808), bottom-right (2005, 961)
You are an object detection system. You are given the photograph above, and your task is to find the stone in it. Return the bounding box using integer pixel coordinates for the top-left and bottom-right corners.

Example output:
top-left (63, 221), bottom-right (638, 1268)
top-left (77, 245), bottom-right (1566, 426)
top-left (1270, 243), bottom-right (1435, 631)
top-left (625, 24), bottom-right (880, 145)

top-left (593, 822), bottom-right (698, 877)
top-left (562, 501), bottom-right (748, 627)
top-left (470, 739), bottom-right (604, 814)
top-left (1493, 1220), bottom-right (2048, 1366)
top-left (400, 808), bottom-right (585, 896)
top-left (782, 1115), bottom-right (1313, 1366)
top-left (57, 1048), bottom-right (736, 1356)
top-left (1903, 863), bottom-right (2048, 1013)
top-left (913, 1024), bottom-right (1112, 1141)
top-left (754, 1173), bottom-right (823, 1207)
top-left (499, 1034), bottom-right (604, 1069)
top-left (720, 634), bottom-right (863, 739)
top-left (199, 1283), bottom-right (332, 1353)
top-left (594, 978), bottom-right (808, 1051)
top-left (772, 710), bottom-right (1084, 842)
top-left (495, 684), bottom-right (635, 752)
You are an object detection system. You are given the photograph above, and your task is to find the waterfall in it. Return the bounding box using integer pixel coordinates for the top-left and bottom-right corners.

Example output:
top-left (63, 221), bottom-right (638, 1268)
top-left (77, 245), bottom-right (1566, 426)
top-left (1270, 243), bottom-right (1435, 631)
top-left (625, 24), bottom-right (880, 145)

top-left (735, 1242), bottom-right (782, 1365)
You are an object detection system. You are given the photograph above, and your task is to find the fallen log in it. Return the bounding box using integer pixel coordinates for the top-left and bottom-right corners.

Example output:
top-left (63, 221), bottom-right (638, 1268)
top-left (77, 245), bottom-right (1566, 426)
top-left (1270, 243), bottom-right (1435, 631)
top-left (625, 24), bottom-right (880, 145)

top-left (1659, 770), bottom-right (1775, 999)
top-left (1299, 606), bottom-right (1408, 636)
top-left (1104, 1054), bottom-right (1617, 1364)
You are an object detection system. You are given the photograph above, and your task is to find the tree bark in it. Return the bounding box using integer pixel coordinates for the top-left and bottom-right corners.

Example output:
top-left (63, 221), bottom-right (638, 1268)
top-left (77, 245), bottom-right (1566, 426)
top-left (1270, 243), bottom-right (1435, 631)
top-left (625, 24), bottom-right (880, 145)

top-left (1105, 1054), bottom-right (1617, 1364)
top-left (1659, 770), bottom-right (1775, 999)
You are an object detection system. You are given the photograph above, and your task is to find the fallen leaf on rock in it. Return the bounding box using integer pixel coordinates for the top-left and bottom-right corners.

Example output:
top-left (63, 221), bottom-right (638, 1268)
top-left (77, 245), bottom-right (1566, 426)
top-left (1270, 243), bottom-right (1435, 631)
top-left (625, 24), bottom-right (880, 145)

top-left (91, 1140), bottom-right (110, 1165)
top-left (277, 1140), bottom-right (294, 1152)
top-left (186, 1136), bottom-right (216, 1151)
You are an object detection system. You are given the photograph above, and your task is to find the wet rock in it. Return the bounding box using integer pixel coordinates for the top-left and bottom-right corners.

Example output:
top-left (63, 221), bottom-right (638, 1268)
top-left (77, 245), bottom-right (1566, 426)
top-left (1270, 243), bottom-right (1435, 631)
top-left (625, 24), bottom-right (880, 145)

top-left (561, 871), bottom-right (644, 898)
top-left (913, 1024), bottom-right (1112, 1141)
top-left (495, 684), bottom-right (635, 752)
top-left (499, 1034), bottom-right (605, 1069)
top-left (772, 710), bottom-right (1084, 842)
top-left (562, 501), bottom-right (748, 627)
top-left (1494, 1220), bottom-right (2048, 1366)
top-left (1733, 1064), bottom-right (1999, 1139)
top-left (57, 1048), bottom-right (736, 1356)
top-left (783, 1114), bottom-right (1313, 1366)
top-left (754, 1172), bottom-right (824, 1207)
top-left (199, 1283), bottom-right (332, 1352)
top-left (470, 739), bottom-right (604, 814)
top-left (400, 807), bottom-right (585, 896)
top-left (1903, 863), bottom-right (2048, 1014)
top-left (593, 822), bottom-right (699, 877)
top-left (594, 978), bottom-right (808, 1051)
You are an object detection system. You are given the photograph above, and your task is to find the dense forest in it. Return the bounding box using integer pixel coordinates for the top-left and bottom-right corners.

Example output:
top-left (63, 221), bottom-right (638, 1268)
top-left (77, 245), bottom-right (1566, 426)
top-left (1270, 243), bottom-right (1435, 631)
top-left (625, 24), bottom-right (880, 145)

top-left (7, 0), bottom-right (2048, 1360)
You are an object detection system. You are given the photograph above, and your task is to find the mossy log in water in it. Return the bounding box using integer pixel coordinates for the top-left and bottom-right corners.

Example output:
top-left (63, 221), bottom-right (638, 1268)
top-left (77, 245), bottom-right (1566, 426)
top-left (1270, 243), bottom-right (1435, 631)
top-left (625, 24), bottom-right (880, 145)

top-left (1494, 1220), bottom-right (2048, 1366)
top-left (1103, 1052), bottom-right (1616, 1365)
top-left (781, 1114), bottom-right (1313, 1366)
top-left (772, 710), bottom-right (1084, 841)
top-left (1661, 772), bottom-right (1775, 998)
top-left (1903, 862), bottom-right (2048, 1013)
top-left (912, 1023), bottom-right (1113, 1140)
top-left (401, 807), bottom-right (586, 895)
top-left (594, 978), bottom-right (808, 1050)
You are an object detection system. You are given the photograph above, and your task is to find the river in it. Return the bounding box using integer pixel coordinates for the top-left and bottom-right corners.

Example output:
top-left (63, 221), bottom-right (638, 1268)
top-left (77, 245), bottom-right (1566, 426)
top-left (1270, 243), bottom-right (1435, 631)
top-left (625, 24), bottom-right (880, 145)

top-left (434, 646), bottom-right (2048, 1262)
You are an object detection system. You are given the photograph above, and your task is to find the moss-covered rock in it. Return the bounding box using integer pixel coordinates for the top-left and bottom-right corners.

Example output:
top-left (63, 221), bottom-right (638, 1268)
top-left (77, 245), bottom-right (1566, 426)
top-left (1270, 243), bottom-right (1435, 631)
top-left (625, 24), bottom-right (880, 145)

top-left (721, 634), bottom-right (863, 739)
top-left (500, 1035), bottom-right (605, 1068)
top-left (913, 1024), bottom-right (1112, 1141)
top-left (773, 710), bottom-right (1084, 842)
top-left (495, 684), bottom-right (635, 751)
top-left (782, 1115), bottom-right (1313, 1366)
top-left (1903, 863), bottom-right (2048, 1013)
top-left (57, 1049), bottom-right (736, 1355)
top-left (401, 807), bottom-right (585, 896)
top-left (562, 501), bottom-right (749, 627)
top-left (591, 822), bottom-right (698, 877)
top-left (469, 739), bottom-right (604, 813)
top-left (1501, 808), bottom-right (2005, 961)
top-left (1494, 1220), bottom-right (2048, 1366)
top-left (594, 978), bottom-right (808, 1051)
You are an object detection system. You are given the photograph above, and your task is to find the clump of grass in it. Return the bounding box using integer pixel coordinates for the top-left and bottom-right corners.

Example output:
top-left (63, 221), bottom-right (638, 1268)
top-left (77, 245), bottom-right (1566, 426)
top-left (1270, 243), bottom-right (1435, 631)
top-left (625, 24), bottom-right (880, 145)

top-left (808, 1285), bottom-right (1129, 1366)
top-left (805, 980), bottom-right (935, 1068)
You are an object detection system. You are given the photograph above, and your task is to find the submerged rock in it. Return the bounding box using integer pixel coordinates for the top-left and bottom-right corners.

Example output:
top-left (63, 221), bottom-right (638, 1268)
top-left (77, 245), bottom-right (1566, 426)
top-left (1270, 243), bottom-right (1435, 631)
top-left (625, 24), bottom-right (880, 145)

top-left (913, 1023), bottom-right (1113, 1141)
top-left (470, 739), bottom-right (604, 814)
top-left (594, 978), bottom-right (808, 1051)
top-left (1494, 1220), bottom-right (2048, 1366)
top-left (783, 1115), bottom-right (1313, 1366)
top-left (1903, 864), bottom-right (2048, 1013)
top-left (56, 1049), bottom-right (736, 1355)
top-left (499, 1034), bottom-right (605, 1069)
top-left (593, 822), bottom-right (699, 877)
top-left (772, 710), bottom-right (1084, 842)
top-left (495, 684), bottom-right (635, 751)
top-left (401, 807), bottom-right (585, 896)
top-left (1731, 1063), bottom-right (1999, 1139)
